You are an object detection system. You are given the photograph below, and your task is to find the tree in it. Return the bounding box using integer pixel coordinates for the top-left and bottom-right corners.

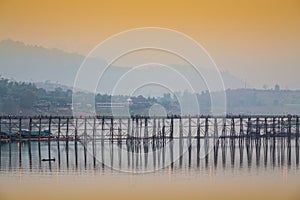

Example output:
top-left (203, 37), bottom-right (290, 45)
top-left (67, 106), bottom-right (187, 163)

top-left (20, 90), bottom-right (37, 109)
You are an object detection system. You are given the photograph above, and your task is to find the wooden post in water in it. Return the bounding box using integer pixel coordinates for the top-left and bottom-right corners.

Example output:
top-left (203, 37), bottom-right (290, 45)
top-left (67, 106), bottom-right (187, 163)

top-left (205, 117), bottom-right (209, 163)
top-left (256, 117), bottom-right (260, 138)
top-left (288, 115), bottom-right (292, 137)
top-left (179, 117), bottom-right (183, 167)
top-left (8, 121), bottom-right (11, 170)
top-left (18, 117), bottom-right (22, 142)
top-left (144, 118), bottom-right (148, 142)
top-left (118, 118), bottom-right (122, 143)
top-left (170, 117), bottom-right (173, 140)
top-left (57, 117), bottom-right (61, 168)
top-left (214, 117), bottom-right (218, 142)
top-left (135, 118), bottom-right (139, 140)
top-left (66, 118), bottom-right (70, 167)
top-left (47, 117), bottom-right (51, 162)
top-left (239, 117), bottom-right (243, 138)
top-left (296, 116), bottom-right (299, 138)
top-left (127, 118), bottom-right (131, 139)
top-left (157, 119), bottom-right (161, 139)
top-left (8, 117), bottom-right (12, 142)
top-left (140, 118), bottom-right (143, 140)
top-left (153, 117), bottom-right (156, 139)
top-left (277, 118), bottom-right (281, 135)
top-left (264, 117), bottom-right (268, 138)
top-left (188, 116), bottom-right (192, 146)
top-left (179, 118), bottom-right (183, 140)
top-left (222, 118), bottom-right (226, 138)
top-left (231, 117), bottom-right (235, 137)
top-left (272, 117), bottom-right (276, 137)
top-left (101, 117), bottom-right (105, 168)
top-left (131, 117), bottom-right (134, 140)
top-left (247, 117), bottom-right (251, 137)
top-left (162, 118), bottom-right (165, 141)
top-left (0, 117), bottom-right (2, 165)
top-left (28, 118), bottom-right (32, 167)
top-left (197, 116), bottom-right (201, 139)
top-left (188, 116), bottom-right (192, 167)
top-left (38, 117), bottom-right (42, 163)
top-left (205, 117), bottom-right (209, 138)
top-left (196, 116), bottom-right (201, 167)
top-left (111, 118), bottom-right (114, 142)
top-left (84, 118), bottom-right (87, 167)
top-left (73, 118), bottom-right (76, 141)
top-left (92, 117), bottom-right (96, 167)
top-left (18, 117), bottom-right (22, 167)
top-left (57, 117), bottom-right (61, 141)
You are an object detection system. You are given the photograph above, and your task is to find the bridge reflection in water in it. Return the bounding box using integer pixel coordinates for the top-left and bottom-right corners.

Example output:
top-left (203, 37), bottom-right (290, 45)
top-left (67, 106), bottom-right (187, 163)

top-left (0, 137), bottom-right (299, 173)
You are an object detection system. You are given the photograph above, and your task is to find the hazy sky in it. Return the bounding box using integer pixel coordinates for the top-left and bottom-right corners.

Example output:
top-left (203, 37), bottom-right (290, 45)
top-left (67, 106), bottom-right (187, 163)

top-left (0, 0), bottom-right (299, 89)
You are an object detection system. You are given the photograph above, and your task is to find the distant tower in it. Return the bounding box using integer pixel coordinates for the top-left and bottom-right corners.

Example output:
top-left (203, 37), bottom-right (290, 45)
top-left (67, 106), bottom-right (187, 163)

top-left (274, 84), bottom-right (280, 92)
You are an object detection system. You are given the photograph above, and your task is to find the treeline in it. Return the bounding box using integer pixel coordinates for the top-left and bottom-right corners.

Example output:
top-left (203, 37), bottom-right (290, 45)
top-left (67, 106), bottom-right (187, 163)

top-left (1, 77), bottom-right (300, 115)
top-left (0, 78), bottom-right (72, 114)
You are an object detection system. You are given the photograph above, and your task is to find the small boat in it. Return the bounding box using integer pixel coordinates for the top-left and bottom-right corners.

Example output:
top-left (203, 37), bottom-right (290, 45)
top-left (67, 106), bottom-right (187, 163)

top-left (42, 158), bottom-right (55, 162)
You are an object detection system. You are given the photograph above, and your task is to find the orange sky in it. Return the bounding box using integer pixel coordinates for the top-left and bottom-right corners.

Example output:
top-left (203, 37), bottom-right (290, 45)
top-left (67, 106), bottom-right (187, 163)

top-left (0, 0), bottom-right (300, 88)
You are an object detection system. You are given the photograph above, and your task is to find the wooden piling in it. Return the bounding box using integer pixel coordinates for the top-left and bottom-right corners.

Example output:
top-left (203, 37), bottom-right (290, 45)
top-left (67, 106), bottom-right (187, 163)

top-left (135, 118), bottom-right (139, 140)
top-left (118, 118), bottom-right (122, 143)
top-left (264, 117), bottom-right (268, 138)
top-left (222, 118), bottom-right (226, 138)
top-left (57, 117), bottom-right (61, 141)
top-left (162, 118), bottom-right (165, 141)
top-left (111, 118), bottom-right (114, 142)
top-left (197, 117), bottom-right (201, 167)
top-left (84, 118), bottom-right (87, 167)
top-left (127, 118), bottom-right (131, 139)
top-left (272, 117), bottom-right (276, 137)
top-left (18, 117), bottom-right (22, 142)
top-left (170, 117), bottom-right (173, 140)
top-left (239, 117), bottom-right (243, 137)
top-left (188, 116), bottom-right (192, 146)
top-left (38, 117), bottom-right (41, 163)
top-left (57, 117), bottom-right (61, 167)
top-left (231, 117), bottom-right (235, 137)
top-left (288, 115), bottom-right (292, 137)
top-left (255, 117), bottom-right (259, 137)
top-left (47, 117), bottom-right (51, 166)
top-left (8, 117), bottom-right (12, 142)
top-left (157, 119), bottom-right (161, 139)
top-left (296, 116), bottom-right (299, 138)
top-left (205, 117), bottom-right (209, 138)
top-left (247, 117), bottom-right (251, 137)
top-left (18, 118), bottom-right (22, 167)
top-left (153, 117), bottom-right (156, 139)
top-left (92, 117), bottom-right (96, 167)
top-left (0, 117), bottom-right (2, 165)
top-left (28, 118), bottom-right (32, 167)
top-left (179, 118), bottom-right (183, 140)
top-left (144, 118), bottom-right (148, 142)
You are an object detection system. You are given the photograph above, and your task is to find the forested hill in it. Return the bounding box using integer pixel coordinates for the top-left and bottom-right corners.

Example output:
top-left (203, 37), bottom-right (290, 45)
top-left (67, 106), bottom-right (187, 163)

top-left (0, 78), bottom-right (299, 116)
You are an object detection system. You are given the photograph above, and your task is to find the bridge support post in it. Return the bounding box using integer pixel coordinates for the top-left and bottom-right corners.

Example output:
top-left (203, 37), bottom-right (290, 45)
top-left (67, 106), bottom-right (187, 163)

top-left (28, 118), bottom-right (32, 167)
top-left (296, 116), bottom-right (299, 138)
top-left (144, 118), bottom-right (148, 143)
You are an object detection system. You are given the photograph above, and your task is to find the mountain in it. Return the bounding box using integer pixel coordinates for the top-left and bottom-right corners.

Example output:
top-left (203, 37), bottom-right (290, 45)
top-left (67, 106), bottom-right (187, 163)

top-left (0, 39), bottom-right (246, 95)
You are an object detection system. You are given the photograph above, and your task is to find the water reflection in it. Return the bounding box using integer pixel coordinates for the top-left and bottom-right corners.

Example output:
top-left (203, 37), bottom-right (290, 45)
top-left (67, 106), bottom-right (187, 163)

top-left (0, 137), bottom-right (299, 174)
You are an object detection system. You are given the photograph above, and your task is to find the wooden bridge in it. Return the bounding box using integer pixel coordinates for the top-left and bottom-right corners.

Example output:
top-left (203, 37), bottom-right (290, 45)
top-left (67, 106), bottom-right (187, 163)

top-left (0, 115), bottom-right (299, 141)
top-left (0, 115), bottom-right (299, 171)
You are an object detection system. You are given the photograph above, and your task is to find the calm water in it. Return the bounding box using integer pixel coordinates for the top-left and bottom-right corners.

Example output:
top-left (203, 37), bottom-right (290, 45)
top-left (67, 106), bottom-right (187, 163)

top-left (0, 138), bottom-right (300, 200)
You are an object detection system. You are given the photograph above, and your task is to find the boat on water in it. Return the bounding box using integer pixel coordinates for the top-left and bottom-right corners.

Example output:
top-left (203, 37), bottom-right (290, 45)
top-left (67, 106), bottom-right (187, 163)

top-left (16, 129), bottom-right (51, 138)
top-left (0, 130), bottom-right (51, 139)
top-left (41, 158), bottom-right (55, 162)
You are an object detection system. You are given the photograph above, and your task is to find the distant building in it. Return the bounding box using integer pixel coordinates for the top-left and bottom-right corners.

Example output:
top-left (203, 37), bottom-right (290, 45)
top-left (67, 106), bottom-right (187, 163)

top-left (275, 84), bottom-right (280, 92)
